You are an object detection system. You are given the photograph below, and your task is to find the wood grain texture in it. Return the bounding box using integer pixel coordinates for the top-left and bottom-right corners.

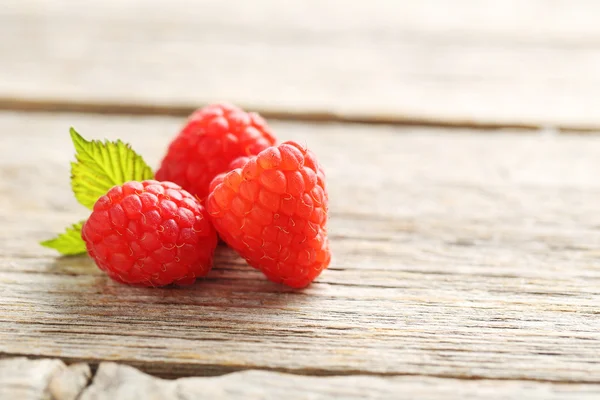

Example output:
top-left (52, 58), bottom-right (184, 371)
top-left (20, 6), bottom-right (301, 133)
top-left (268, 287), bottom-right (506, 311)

top-left (1, 111), bottom-right (600, 383)
top-left (0, 358), bottom-right (90, 400)
top-left (79, 362), bottom-right (600, 400)
top-left (1, 0), bottom-right (600, 128)
top-left (2, 358), bottom-right (600, 400)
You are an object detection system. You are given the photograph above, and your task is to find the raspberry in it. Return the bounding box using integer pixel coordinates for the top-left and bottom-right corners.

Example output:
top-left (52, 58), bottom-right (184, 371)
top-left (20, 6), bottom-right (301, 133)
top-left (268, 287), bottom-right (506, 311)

top-left (82, 180), bottom-right (218, 286)
top-left (156, 103), bottom-right (277, 201)
top-left (206, 141), bottom-right (331, 288)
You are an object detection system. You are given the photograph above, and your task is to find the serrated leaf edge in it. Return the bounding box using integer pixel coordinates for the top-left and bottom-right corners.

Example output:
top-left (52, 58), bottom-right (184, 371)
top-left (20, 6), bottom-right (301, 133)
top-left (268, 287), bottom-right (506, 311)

top-left (69, 127), bottom-right (154, 209)
top-left (40, 221), bottom-right (87, 256)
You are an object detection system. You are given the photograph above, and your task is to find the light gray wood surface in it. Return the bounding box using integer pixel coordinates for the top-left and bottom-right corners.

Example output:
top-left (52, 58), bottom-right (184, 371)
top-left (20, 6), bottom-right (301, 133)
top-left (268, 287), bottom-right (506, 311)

top-left (77, 363), bottom-right (600, 400)
top-left (2, 0), bottom-right (600, 129)
top-left (1, 112), bottom-right (599, 392)
top-left (0, 358), bottom-right (90, 400)
top-left (3, 1), bottom-right (600, 398)
top-left (3, 358), bottom-right (600, 400)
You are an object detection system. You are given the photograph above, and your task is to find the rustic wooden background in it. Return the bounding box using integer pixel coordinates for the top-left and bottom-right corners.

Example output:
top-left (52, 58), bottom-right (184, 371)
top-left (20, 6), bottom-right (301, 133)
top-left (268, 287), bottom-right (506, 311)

top-left (1, 1), bottom-right (599, 399)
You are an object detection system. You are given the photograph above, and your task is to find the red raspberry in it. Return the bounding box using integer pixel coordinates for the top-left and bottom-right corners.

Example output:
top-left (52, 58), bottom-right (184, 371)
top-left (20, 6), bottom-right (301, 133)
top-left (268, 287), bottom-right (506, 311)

top-left (82, 180), bottom-right (218, 286)
top-left (206, 141), bottom-right (331, 288)
top-left (156, 103), bottom-right (277, 201)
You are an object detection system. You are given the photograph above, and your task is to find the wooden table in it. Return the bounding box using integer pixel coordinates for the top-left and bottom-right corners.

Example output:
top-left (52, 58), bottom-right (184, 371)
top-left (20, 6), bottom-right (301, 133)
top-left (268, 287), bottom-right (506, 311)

top-left (1, 1), bottom-right (600, 399)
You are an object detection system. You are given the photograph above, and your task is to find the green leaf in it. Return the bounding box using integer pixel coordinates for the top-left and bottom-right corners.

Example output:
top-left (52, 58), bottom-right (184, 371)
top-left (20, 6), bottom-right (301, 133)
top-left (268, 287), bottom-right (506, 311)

top-left (40, 221), bottom-right (87, 256)
top-left (70, 127), bottom-right (154, 209)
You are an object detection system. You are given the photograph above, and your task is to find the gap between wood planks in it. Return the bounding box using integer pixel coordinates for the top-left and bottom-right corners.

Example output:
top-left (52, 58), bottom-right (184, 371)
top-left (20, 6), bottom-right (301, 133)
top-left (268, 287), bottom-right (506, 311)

top-left (0, 96), bottom-right (597, 133)
top-left (2, 353), bottom-right (599, 385)
top-left (3, 357), bottom-right (600, 400)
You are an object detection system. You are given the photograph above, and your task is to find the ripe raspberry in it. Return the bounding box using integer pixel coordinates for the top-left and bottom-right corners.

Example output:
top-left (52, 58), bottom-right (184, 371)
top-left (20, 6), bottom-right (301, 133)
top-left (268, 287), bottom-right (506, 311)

top-left (156, 103), bottom-right (277, 201)
top-left (206, 141), bottom-right (331, 288)
top-left (82, 180), bottom-right (218, 286)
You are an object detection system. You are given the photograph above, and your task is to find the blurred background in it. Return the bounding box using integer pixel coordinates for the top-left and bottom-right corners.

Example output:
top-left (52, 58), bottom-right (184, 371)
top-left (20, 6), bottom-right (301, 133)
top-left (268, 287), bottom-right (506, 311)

top-left (1, 0), bottom-right (599, 131)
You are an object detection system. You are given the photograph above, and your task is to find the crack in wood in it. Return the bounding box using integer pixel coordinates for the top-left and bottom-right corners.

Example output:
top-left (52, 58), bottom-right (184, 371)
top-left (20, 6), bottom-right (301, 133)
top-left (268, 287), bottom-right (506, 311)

top-left (1, 97), bottom-right (597, 133)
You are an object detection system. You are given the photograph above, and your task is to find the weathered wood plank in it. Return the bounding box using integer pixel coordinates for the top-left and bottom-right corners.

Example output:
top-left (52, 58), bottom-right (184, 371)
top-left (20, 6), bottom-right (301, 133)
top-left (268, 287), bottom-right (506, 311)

top-left (0, 358), bottom-right (90, 400)
top-left (2, 358), bottom-right (600, 400)
top-left (1, 1), bottom-right (600, 128)
top-left (79, 362), bottom-right (600, 400)
top-left (1, 112), bottom-right (600, 382)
